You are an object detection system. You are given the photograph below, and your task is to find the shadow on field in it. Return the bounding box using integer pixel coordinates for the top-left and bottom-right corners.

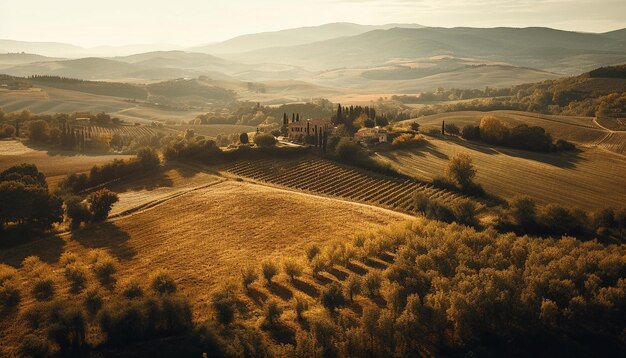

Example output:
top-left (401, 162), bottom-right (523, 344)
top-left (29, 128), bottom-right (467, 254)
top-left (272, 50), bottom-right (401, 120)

top-left (22, 140), bottom-right (123, 157)
top-left (448, 136), bottom-right (583, 169)
top-left (0, 233), bottom-right (64, 267)
top-left (71, 222), bottom-right (136, 260)
top-left (292, 278), bottom-right (320, 298)
top-left (268, 282), bottom-right (293, 301)
top-left (109, 169), bottom-right (174, 193)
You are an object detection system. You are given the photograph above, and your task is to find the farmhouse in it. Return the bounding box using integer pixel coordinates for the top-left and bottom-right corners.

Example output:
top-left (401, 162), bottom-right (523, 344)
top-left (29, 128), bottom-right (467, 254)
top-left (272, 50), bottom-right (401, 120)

top-left (288, 118), bottom-right (332, 141)
top-left (355, 127), bottom-right (398, 145)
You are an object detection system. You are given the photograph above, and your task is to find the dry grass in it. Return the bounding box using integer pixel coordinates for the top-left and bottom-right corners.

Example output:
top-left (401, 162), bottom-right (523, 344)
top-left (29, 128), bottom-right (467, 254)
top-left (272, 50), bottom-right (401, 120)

top-left (0, 140), bottom-right (134, 189)
top-left (378, 137), bottom-right (626, 210)
top-left (0, 176), bottom-right (408, 342)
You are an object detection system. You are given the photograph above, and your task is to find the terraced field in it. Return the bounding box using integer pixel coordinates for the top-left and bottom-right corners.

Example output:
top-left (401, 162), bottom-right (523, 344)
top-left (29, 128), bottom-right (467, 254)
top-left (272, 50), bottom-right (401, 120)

top-left (221, 158), bottom-right (470, 214)
top-left (87, 124), bottom-right (158, 137)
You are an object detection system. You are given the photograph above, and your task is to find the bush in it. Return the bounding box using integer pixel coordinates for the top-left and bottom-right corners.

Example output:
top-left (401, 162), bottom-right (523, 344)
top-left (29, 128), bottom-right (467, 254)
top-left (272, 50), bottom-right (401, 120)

top-left (83, 288), bottom-right (103, 315)
top-left (510, 196), bottom-right (538, 229)
top-left (306, 244), bottom-right (321, 262)
top-left (136, 147), bottom-right (160, 169)
top-left (90, 252), bottom-right (118, 285)
top-left (363, 271), bottom-right (382, 298)
top-left (64, 197), bottom-right (91, 229)
top-left (261, 261), bottom-right (279, 285)
top-left (284, 259), bottom-right (303, 281)
top-left (64, 263), bottom-right (88, 293)
top-left (0, 277), bottom-right (20, 310)
top-left (461, 124), bottom-right (481, 140)
top-left (540, 204), bottom-right (588, 236)
top-left (150, 270), bottom-right (177, 295)
top-left (294, 295), bottom-right (309, 321)
top-left (554, 139), bottom-right (576, 151)
top-left (344, 275), bottom-right (362, 302)
top-left (211, 284), bottom-right (237, 325)
top-left (254, 133), bottom-right (277, 147)
top-left (88, 188), bottom-right (119, 222)
top-left (59, 252), bottom-right (79, 267)
top-left (335, 137), bottom-right (361, 161)
top-left (453, 201), bottom-right (479, 228)
top-left (265, 299), bottom-right (283, 325)
top-left (320, 282), bottom-right (346, 311)
top-left (391, 134), bottom-right (426, 149)
top-left (239, 132), bottom-right (249, 144)
top-left (121, 280), bottom-right (144, 299)
top-left (32, 277), bottom-right (55, 301)
top-left (444, 123), bottom-right (460, 135)
top-left (241, 266), bottom-right (258, 291)
top-left (0, 124), bottom-right (15, 139)
top-left (28, 120), bottom-right (49, 142)
top-left (99, 295), bottom-right (193, 345)
top-left (445, 153), bottom-right (476, 190)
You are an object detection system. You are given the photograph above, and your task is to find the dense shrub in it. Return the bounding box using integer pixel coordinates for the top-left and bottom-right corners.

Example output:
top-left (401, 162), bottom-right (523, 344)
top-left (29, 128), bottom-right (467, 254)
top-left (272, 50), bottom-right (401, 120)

top-left (391, 133), bottom-right (426, 149)
top-left (121, 280), bottom-right (144, 299)
top-left (89, 251), bottom-right (118, 285)
top-left (64, 262), bottom-right (88, 293)
top-left (87, 189), bottom-right (119, 222)
top-left (0, 164), bottom-right (63, 231)
top-left (0, 265), bottom-right (20, 310)
top-left (83, 288), bottom-right (103, 316)
top-left (283, 259), bottom-right (303, 281)
top-left (64, 196), bottom-right (91, 229)
top-left (453, 201), bottom-right (479, 227)
top-left (0, 124), bottom-right (15, 139)
top-left (27, 120), bottom-right (49, 142)
top-left (99, 295), bottom-right (193, 345)
top-left (320, 282), bottom-right (346, 311)
top-left (461, 124), bottom-right (481, 140)
top-left (253, 133), bottom-right (277, 147)
top-left (211, 284), bottom-right (237, 325)
top-left (264, 299), bottom-right (283, 325)
top-left (444, 123), bottom-right (460, 135)
top-left (261, 261), bottom-right (279, 285)
top-left (150, 270), bottom-right (177, 295)
top-left (445, 153), bottom-right (476, 190)
top-left (241, 266), bottom-right (258, 291)
top-left (32, 276), bottom-right (55, 301)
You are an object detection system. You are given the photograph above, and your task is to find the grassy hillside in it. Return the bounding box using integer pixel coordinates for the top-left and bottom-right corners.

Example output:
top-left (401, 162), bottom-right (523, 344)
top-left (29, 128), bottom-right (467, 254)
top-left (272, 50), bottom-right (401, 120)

top-left (377, 136), bottom-right (626, 210)
top-left (0, 140), bottom-right (134, 189)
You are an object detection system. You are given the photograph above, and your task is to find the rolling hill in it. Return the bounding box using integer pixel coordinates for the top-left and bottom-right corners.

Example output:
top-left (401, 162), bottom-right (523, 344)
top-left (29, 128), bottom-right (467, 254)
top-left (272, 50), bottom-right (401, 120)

top-left (224, 27), bottom-right (626, 73)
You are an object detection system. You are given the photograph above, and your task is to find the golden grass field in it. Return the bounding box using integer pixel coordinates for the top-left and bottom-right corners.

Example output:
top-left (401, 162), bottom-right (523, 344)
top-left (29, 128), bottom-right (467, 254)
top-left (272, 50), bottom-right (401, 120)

top-left (0, 140), bottom-right (134, 188)
top-left (0, 162), bottom-right (410, 354)
top-left (0, 86), bottom-right (207, 124)
top-left (377, 136), bottom-right (626, 210)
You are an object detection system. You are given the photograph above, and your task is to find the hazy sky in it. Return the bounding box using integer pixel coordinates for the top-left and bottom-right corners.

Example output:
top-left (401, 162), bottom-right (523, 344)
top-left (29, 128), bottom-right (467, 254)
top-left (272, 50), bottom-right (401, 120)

top-left (1, 0), bottom-right (625, 46)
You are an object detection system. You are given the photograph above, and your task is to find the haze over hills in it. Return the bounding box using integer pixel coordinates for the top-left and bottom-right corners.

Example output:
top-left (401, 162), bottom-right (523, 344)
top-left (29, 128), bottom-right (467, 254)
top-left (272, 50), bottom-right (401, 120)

top-left (189, 22), bottom-right (425, 54)
top-left (222, 27), bottom-right (626, 73)
top-left (1, 24), bottom-right (626, 98)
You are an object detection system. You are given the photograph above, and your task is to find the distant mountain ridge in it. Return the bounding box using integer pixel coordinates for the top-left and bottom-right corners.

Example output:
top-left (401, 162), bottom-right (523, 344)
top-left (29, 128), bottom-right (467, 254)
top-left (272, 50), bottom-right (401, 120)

top-left (220, 26), bottom-right (626, 73)
top-left (189, 22), bottom-right (425, 54)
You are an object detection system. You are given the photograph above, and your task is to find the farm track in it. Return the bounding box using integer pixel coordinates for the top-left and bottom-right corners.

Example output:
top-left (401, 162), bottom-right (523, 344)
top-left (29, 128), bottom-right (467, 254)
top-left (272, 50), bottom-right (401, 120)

top-left (221, 158), bottom-right (470, 214)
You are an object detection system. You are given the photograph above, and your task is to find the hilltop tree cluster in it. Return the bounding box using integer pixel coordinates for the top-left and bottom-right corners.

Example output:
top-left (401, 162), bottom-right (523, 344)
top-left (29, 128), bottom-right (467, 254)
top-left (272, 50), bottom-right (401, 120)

top-left (458, 115), bottom-right (576, 152)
